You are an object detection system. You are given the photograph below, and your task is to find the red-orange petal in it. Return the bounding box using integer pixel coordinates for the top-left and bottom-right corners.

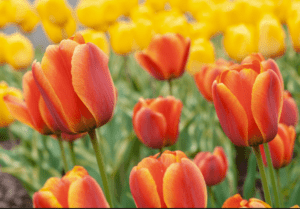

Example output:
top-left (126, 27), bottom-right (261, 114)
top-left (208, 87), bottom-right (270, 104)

top-left (261, 59), bottom-right (284, 89)
top-left (33, 191), bottom-right (62, 208)
top-left (222, 194), bottom-right (243, 208)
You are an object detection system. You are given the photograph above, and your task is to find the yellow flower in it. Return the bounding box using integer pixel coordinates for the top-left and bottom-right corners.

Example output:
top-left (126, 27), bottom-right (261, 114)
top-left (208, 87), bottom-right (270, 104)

top-left (0, 33), bottom-right (8, 65)
top-left (223, 24), bottom-right (257, 62)
top-left (271, 0), bottom-right (291, 24)
top-left (257, 14), bottom-right (286, 58)
top-left (287, 2), bottom-right (300, 52)
top-left (168, 0), bottom-right (189, 12)
top-left (119, 0), bottom-right (139, 16)
top-left (144, 0), bottom-right (168, 11)
top-left (186, 38), bottom-right (215, 75)
top-left (5, 33), bottom-right (34, 70)
top-left (132, 19), bottom-right (154, 50)
top-left (0, 81), bottom-right (22, 127)
top-left (0, 0), bottom-right (15, 28)
top-left (130, 5), bottom-right (155, 22)
top-left (79, 29), bottom-right (110, 55)
top-left (189, 21), bottom-right (217, 40)
top-left (188, 0), bottom-right (215, 18)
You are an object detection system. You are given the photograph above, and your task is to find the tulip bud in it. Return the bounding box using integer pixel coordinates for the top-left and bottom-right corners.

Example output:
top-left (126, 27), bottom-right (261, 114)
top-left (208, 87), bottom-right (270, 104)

top-left (133, 96), bottom-right (183, 149)
top-left (130, 5), bottom-right (155, 22)
top-left (279, 91), bottom-right (299, 127)
top-left (135, 33), bottom-right (190, 81)
top-left (222, 194), bottom-right (271, 208)
top-left (0, 33), bottom-right (8, 65)
top-left (0, 0), bottom-right (15, 28)
top-left (194, 147), bottom-right (228, 186)
top-left (287, 3), bottom-right (300, 53)
top-left (145, 0), bottom-right (168, 11)
top-left (33, 166), bottom-right (110, 208)
top-left (130, 150), bottom-right (207, 208)
top-left (132, 19), bottom-right (154, 50)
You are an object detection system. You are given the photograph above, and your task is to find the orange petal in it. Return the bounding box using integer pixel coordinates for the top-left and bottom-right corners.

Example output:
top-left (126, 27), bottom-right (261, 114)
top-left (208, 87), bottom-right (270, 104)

top-left (194, 65), bottom-right (212, 101)
top-left (262, 59), bottom-right (284, 89)
top-left (129, 167), bottom-right (162, 208)
top-left (33, 191), bottom-right (62, 208)
top-left (39, 97), bottom-right (58, 133)
top-left (68, 176), bottom-right (110, 208)
top-left (251, 69), bottom-right (283, 144)
top-left (222, 194), bottom-right (243, 208)
top-left (133, 107), bottom-right (167, 149)
top-left (280, 91), bottom-right (298, 127)
top-left (163, 158), bottom-right (207, 208)
top-left (212, 82), bottom-right (249, 146)
top-left (71, 43), bottom-right (116, 128)
top-left (267, 134), bottom-right (284, 169)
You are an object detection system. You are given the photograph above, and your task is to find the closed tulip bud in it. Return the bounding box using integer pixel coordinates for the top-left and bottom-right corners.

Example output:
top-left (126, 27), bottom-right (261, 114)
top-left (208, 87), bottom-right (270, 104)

top-left (31, 34), bottom-right (117, 134)
top-left (33, 166), bottom-right (110, 208)
top-left (130, 150), bottom-right (207, 208)
top-left (188, 0), bottom-right (214, 19)
top-left (186, 38), bottom-right (215, 75)
top-left (223, 24), bottom-right (257, 62)
top-left (136, 33), bottom-right (190, 81)
top-left (258, 14), bottom-right (286, 58)
top-left (260, 123), bottom-right (296, 169)
top-left (133, 96), bottom-right (183, 149)
top-left (119, 0), bottom-right (139, 16)
top-left (194, 59), bottom-right (234, 101)
top-left (133, 19), bottom-right (154, 50)
top-left (79, 29), bottom-right (110, 56)
top-left (189, 21), bottom-right (217, 41)
top-left (0, 81), bottom-right (22, 127)
top-left (0, 0), bottom-right (15, 28)
top-left (222, 194), bottom-right (271, 208)
top-left (5, 33), bottom-right (34, 70)
top-left (212, 54), bottom-right (283, 146)
top-left (157, 15), bottom-right (190, 38)
top-left (272, 0), bottom-right (291, 24)
top-left (280, 91), bottom-right (299, 127)
top-left (194, 147), bottom-right (228, 186)
top-left (145, 0), bottom-right (168, 11)
top-left (130, 5), bottom-right (155, 22)
top-left (18, 9), bottom-right (40, 33)
top-left (287, 3), bottom-right (300, 53)
top-left (0, 33), bottom-right (8, 65)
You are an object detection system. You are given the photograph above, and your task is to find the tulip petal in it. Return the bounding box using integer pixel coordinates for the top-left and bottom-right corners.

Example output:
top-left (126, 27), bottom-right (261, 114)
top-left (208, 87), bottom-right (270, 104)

top-left (68, 176), bottom-right (110, 208)
top-left (222, 194), bottom-right (243, 208)
top-left (262, 59), bottom-right (284, 89)
top-left (194, 65), bottom-right (212, 101)
top-left (130, 167), bottom-right (162, 208)
top-left (163, 158), bottom-right (207, 208)
top-left (252, 69), bottom-right (283, 144)
top-left (71, 43), bottom-right (116, 128)
top-left (133, 107), bottom-right (167, 149)
top-left (33, 191), bottom-right (62, 208)
top-left (267, 135), bottom-right (284, 169)
top-left (178, 35), bottom-right (191, 77)
top-left (212, 82), bottom-right (249, 146)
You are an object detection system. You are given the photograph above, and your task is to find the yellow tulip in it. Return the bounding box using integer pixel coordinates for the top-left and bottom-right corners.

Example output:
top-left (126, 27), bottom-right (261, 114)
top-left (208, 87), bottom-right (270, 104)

top-left (130, 5), bottom-right (155, 22)
top-left (168, 0), bottom-right (189, 12)
top-left (223, 24), bottom-right (257, 62)
top-left (5, 33), bottom-right (34, 70)
top-left (287, 2), bottom-right (300, 52)
top-left (18, 9), bottom-right (40, 33)
top-left (188, 0), bottom-right (215, 18)
top-left (0, 0), bottom-right (15, 28)
top-left (189, 21), bottom-right (217, 40)
top-left (132, 19), bottom-right (154, 50)
top-left (257, 14), bottom-right (286, 58)
top-left (109, 21), bottom-right (137, 55)
top-left (271, 0), bottom-right (291, 24)
top-left (119, 0), bottom-right (139, 16)
top-left (186, 38), bottom-right (215, 75)
top-left (79, 29), bottom-right (110, 55)
top-left (0, 33), bottom-right (8, 65)
top-left (145, 0), bottom-right (168, 11)
top-left (0, 81), bottom-right (22, 127)
top-left (213, 1), bottom-right (235, 33)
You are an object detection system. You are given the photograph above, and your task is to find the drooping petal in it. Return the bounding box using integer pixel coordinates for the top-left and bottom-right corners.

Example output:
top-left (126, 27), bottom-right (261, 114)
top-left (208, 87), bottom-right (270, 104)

top-left (33, 191), bottom-right (62, 208)
top-left (212, 82), bottom-right (249, 146)
top-left (71, 43), bottom-right (116, 128)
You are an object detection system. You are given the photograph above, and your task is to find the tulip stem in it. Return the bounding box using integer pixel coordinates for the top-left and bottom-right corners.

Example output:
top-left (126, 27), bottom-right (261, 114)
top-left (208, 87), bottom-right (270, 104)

top-left (89, 129), bottom-right (113, 208)
top-left (208, 187), bottom-right (216, 208)
top-left (159, 147), bottom-right (164, 154)
top-left (276, 169), bottom-right (284, 207)
top-left (57, 134), bottom-right (69, 173)
top-left (252, 145), bottom-right (272, 206)
top-left (68, 141), bottom-right (77, 167)
top-left (168, 79), bottom-right (173, 95)
top-left (263, 143), bottom-right (280, 208)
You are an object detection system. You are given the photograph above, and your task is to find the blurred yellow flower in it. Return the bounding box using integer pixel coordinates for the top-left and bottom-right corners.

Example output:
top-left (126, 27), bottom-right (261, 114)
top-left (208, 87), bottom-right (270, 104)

top-left (189, 21), bottom-right (217, 40)
top-left (130, 5), bottom-right (155, 22)
top-left (188, 0), bottom-right (215, 19)
top-left (0, 33), bottom-right (8, 65)
top-left (257, 14), bottom-right (286, 58)
top-left (287, 2), bottom-right (300, 52)
top-left (144, 0), bottom-right (168, 11)
top-left (168, 0), bottom-right (189, 12)
top-left (132, 19), bottom-right (154, 50)
top-left (0, 81), bottom-right (23, 127)
top-left (186, 38), bottom-right (215, 75)
top-left (0, 0), bottom-right (15, 28)
top-left (119, 0), bottom-right (139, 16)
top-left (5, 33), bottom-right (34, 70)
top-left (223, 24), bottom-right (257, 62)
top-left (271, 0), bottom-right (291, 24)
top-left (79, 29), bottom-right (110, 55)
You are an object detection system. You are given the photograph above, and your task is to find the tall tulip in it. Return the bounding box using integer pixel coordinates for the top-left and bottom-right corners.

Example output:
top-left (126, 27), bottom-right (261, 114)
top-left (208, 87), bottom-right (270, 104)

top-left (280, 91), bottom-right (298, 127)
top-left (194, 147), bottom-right (228, 186)
top-left (133, 96), bottom-right (183, 149)
top-left (130, 150), bottom-right (207, 208)
top-left (222, 194), bottom-right (271, 208)
top-left (33, 166), bottom-right (109, 208)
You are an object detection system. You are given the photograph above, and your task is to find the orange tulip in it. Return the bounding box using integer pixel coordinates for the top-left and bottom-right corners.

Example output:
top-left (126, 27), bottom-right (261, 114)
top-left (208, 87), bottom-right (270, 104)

top-left (135, 33), bottom-right (190, 81)
top-left (33, 166), bottom-right (109, 208)
top-left (280, 91), bottom-right (298, 127)
top-left (260, 123), bottom-right (296, 169)
top-left (194, 147), bottom-right (228, 186)
top-left (194, 59), bottom-right (235, 102)
top-left (222, 194), bottom-right (271, 208)
top-left (4, 71), bottom-right (85, 141)
top-left (133, 96), bottom-right (183, 149)
top-left (31, 34), bottom-right (117, 134)
top-left (212, 53), bottom-right (283, 146)
top-left (130, 150), bottom-right (207, 208)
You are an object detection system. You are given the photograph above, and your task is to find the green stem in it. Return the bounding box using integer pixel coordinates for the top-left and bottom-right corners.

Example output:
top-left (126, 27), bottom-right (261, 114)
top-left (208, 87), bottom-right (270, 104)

top-left (263, 143), bottom-right (280, 208)
top-left (168, 79), bottom-right (173, 95)
top-left (208, 187), bottom-right (216, 208)
top-left (276, 169), bottom-right (284, 207)
top-left (252, 145), bottom-right (272, 206)
top-left (57, 134), bottom-right (69, 173)
top-left (159, 147), bottom-right (164, 154)
top-left (68, 141), bottom-right (77, 167)
top-left (88, 129), bottom-right (113, 207)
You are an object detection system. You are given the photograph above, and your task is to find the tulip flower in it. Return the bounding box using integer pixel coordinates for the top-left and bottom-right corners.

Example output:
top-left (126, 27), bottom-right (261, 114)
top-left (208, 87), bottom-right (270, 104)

top-left (145, 0), bottom-right (168, 11)
top-left (130, 150), bottom-right (207, 208)
top-left (130, 5), bottom-right (155, 22)
top-left (132, 19), bottom-right (154, 50)
top-left (222, 194), bottom-right (271, 208)
top-left (135, 33), bottom-right (190, 81)
top-left (279, 91), bottom-right (299, 127)
top-left (223, 24), bottom-right (257, 62)
top-left (0, 33), bottom-right (8, 65)
top-left (0, 0), bottom-right (14, 28)
top-left (31, 33), bottom-right (117, 134)
top-left (260, 123), bottom-right (296, 169)
top-left (33, 166), bottom-right (110, 208)
top-left (194, 59), bottom-right (234, 101)
top-left (5, 32), bottom-right (34, 70)
top-left (0, 81), bottom-right (22, 127)
top-left (194, 147), bottom-right (228, 186)
top-left (189, 21), bottom-right (217, 41)
top-left (212, 54), bottom-right (283, 146)
top-left (287, 2), bottom-right (300, 53)
top-left (133, 96), bottom-right (183, 149)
